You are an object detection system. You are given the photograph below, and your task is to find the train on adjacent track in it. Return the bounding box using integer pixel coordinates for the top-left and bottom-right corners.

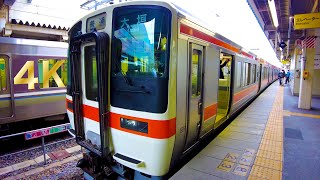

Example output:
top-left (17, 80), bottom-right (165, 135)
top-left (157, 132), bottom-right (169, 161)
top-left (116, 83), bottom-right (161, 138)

top-left (66, 1), bottom-right (280, 179)
top-left (0, 37), bottom-right (68, 133)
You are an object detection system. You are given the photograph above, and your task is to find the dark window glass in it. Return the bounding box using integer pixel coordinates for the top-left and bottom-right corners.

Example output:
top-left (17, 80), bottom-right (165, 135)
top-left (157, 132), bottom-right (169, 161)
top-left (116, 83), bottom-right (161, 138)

top-left (84, 45), bottom-right (98, 101)
top-left (112, 6), bottom-right (170, 78)
top-left (111, 6), bottom-right (171, 113)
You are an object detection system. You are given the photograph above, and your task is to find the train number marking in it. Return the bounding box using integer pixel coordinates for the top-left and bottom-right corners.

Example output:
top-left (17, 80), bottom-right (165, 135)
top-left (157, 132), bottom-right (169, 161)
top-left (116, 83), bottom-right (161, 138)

top-left (243, 148), bottom-right (256, 157)
top-left (14, 60), bottom-right (66, 89)
top-left (224, 153), bottom-right (239, 163)
top-left (43, 60), bottom-right (65, 88)
top-left (239, 155), bottom-right (253, 166)
top-left (216, 160), bottom-right (235, 172)
top-left (232, 164), bottom-right (250, 176)
top-left (14, 61), bottom-right (38, 89)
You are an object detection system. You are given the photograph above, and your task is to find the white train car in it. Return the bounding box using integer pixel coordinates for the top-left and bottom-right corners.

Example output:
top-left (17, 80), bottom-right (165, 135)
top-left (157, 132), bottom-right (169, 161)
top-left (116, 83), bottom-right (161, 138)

top-left (66, 1), bottom-right (279, 179)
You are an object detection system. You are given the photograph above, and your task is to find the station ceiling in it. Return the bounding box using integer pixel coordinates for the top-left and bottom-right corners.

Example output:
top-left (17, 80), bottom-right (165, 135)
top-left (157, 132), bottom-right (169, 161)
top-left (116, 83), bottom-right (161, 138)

top-left (249, 0), bottom-right (319, 59)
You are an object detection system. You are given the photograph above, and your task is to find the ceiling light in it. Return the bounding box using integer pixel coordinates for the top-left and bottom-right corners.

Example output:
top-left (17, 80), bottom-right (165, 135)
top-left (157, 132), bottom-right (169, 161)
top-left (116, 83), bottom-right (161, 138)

top-left (268, 0), bottom-right (279, 28)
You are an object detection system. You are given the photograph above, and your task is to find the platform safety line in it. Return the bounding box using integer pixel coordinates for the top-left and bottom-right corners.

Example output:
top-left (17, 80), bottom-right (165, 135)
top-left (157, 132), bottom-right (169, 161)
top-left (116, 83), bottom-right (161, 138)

top-left (248, 86), bottom-right (284, 180)
top-left (283, 110), bottom-right (320, 119)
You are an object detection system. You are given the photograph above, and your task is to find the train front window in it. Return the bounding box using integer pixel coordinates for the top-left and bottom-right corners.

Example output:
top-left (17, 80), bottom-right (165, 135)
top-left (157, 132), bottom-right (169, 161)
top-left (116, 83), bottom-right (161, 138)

top-left (111, 6), bottom-right (171, 113)
top-left (112, 6), bottom-right (170, 78)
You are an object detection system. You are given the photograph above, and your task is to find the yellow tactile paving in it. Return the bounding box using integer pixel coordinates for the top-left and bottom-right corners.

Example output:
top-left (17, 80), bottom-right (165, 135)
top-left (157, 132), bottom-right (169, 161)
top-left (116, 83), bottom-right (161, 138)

top-left (253, 157), bottom-right (282, 171)
top-left (256, 149), bottom-right (283, 161)
top-left (249, 165), bottom-right (282, 180)
top-left (259, 143), bottom-right (282, 154)
top-left (249, 86), bottom-right (284, 180)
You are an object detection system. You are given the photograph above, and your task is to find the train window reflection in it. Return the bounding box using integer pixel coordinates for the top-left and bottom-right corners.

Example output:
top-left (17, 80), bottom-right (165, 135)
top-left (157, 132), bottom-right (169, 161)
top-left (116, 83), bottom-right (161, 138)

top-left (38, 59), bottom-right (67, 88)
top-left (236, 62), bottom-right (241, 88)
top-left (112, 6), bottom-right (170, 78)
top-left (0, 57), bottom-right (7, 92)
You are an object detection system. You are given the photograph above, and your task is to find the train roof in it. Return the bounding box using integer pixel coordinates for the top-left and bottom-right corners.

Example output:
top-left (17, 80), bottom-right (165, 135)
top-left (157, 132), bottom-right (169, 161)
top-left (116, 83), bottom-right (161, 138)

top-left (69, 0), bottom-right (278, 67)
top-left (0, 37), bottom-right (68, 49)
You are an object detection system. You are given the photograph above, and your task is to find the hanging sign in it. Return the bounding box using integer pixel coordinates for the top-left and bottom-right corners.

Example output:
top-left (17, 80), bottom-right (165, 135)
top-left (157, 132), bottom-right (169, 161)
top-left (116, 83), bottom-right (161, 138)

top-left (294, 13), bottom-right (320, 30)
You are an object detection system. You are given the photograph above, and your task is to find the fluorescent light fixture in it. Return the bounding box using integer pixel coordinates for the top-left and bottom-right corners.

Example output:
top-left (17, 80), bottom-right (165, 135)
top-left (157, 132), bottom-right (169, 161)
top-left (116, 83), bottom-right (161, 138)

top-left (268, 0), bottom-right (279, 28)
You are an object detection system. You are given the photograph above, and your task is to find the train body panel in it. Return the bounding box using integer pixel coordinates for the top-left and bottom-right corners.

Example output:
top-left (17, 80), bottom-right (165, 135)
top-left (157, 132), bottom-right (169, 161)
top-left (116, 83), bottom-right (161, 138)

top-left (0, 37), bottom-right (68, 125)
top-left (66, 1), bottom-right (280, 178)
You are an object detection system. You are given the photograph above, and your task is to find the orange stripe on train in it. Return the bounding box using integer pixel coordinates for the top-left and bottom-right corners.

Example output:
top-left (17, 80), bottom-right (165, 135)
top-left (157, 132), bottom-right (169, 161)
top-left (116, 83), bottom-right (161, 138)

top-left (66, 99), bottom-right (176, 139)
top-left (233, 84), bottom-right (258, 104)
top-left (204, 103), bottom-right (217, 121)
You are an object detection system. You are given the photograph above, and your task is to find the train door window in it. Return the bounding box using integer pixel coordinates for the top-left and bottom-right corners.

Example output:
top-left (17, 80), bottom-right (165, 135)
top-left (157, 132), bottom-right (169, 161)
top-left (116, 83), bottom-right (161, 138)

top-left (191, 49), bottom-right (201, 96)
top-left (38, 59), bottom-right (67, 88)
top-left (0, 56), bottom-right (7, 92)
top-left (236, 61), bottom-right (242, 88)
top-left (216, 52), bottom-right (233, 125)
top-left (84, 45), bottom-right (98, 101)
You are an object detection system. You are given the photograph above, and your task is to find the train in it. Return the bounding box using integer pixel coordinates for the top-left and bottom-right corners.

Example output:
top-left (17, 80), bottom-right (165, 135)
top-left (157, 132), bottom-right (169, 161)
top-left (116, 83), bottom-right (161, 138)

top-left (0, 37), bottom-right (68, 133)
top-left (66, 1), bottom-right (280, 179)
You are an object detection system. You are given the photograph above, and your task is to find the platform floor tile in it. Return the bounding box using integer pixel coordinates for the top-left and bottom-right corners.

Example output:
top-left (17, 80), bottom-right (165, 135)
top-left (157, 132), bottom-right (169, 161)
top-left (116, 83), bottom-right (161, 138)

top-left (237, 114), bottom-right (270, 120)
top-left (200, 145), bottom-right (244, 161)
top-left (230, 121), bottom-right (266, 130)
top-left (170, 166), bottom-right (224, 180)
top-left (224, 126), bottom-right (264, 136)
top-left (183, 154), bottom-right (251, 180)
top-left (209, 137), bottom-right (260, 152)
top-left (218, 131), bottom-right (262, 144)
top-left (232, 118), bottom-right (268, 125)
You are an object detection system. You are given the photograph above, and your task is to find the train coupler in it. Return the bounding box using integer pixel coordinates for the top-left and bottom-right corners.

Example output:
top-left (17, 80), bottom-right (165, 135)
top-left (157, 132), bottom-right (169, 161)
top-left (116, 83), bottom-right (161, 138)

top-left (77, 152), bottom-right (114, 180)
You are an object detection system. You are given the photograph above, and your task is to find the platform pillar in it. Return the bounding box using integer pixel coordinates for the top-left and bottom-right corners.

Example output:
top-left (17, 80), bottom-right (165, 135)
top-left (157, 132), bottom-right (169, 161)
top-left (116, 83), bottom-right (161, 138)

top-left (298, 30), bottom-right (317, 109)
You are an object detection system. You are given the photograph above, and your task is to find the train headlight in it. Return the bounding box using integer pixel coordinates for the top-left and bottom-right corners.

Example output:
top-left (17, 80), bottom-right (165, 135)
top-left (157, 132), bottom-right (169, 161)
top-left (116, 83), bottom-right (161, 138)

top-left (120, 118), bottom-right (148, 134)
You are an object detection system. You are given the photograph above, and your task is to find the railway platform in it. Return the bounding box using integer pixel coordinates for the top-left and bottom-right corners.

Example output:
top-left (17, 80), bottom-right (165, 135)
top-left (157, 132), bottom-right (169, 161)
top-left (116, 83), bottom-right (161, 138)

top-left (171, 82), bottom-right (320, 180)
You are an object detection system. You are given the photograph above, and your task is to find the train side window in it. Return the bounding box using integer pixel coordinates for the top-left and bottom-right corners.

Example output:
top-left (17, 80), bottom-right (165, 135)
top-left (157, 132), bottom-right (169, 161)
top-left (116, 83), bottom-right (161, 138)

top-left (253, 64), bottom-right (257, 83)
top-left (0, 56), bottom-right (7, 92)
top-left (242, 62), bottom-right (249, 86)
top-left (236, 61), bottom-right (242, 88)
top-left (247, 63), bottom-right (251, 85)
top-left (38, 59), bottom-right (68, 88)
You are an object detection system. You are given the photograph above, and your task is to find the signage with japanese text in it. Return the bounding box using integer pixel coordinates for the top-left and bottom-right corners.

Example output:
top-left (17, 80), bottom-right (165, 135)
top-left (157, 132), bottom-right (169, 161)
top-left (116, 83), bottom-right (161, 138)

top-left (25, 124), bottom-right (71, 140)
top-left (294, 13), bottom-right (320, 30)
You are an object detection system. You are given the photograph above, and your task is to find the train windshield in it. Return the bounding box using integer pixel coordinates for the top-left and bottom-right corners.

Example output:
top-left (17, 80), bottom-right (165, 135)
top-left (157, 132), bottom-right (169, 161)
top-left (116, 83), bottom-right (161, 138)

top-left (111, 6), bottom-right (171, 113)
top-left (112, 5), bottom-right (170, 78)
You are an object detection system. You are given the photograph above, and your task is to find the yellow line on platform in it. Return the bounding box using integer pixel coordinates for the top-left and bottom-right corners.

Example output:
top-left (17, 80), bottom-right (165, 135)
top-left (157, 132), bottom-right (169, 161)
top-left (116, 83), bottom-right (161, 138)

top-left (283, 110), bottom-right (320, 119)
top-left (249, 86), bottom-right (284, 180)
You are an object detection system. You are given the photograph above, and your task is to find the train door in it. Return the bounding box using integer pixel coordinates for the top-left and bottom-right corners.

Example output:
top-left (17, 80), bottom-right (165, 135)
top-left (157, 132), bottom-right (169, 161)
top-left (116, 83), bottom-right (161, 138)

top-left (0, 55), bottom-right (14, 120)
top-left (70, 32), bottom-right (110, 157)
top-left (184, 43), bottom-right (204, 150)
top-left (215, 53), bottom-right (232, 125)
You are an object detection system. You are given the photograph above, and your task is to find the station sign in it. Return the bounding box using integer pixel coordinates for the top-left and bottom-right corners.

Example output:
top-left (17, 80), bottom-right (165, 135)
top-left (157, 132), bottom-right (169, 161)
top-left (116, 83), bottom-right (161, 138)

top-left (294, 13), bottom-right (320, 30)
top-left (24, 123), bottom-right (71, 140)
